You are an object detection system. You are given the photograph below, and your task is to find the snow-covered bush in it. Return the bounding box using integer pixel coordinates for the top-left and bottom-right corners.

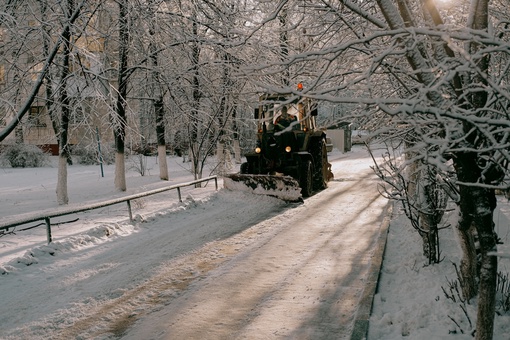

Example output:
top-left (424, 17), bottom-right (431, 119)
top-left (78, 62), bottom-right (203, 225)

top-left (0, 144), bottom-right (49, 168)
top-left (73, 144), bottom-right (115, 165)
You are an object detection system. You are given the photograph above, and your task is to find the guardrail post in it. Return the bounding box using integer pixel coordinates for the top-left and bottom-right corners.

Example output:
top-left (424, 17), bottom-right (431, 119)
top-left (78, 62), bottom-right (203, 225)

top-left (45, 217), bottom-right (52, 244)
top-left (126, 200), bottom-right (133, 222)
top-left (214, 176), bottom-right (218, 190)
top-left (177, 187), bottom-right (182, 202)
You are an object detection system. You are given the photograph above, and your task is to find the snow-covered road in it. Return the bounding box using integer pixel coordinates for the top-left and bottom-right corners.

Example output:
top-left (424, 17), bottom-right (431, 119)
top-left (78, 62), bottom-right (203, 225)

top-left (124, 168), bottom-right (388, 340)
top-left (0, 147), bottom-right (388, 339)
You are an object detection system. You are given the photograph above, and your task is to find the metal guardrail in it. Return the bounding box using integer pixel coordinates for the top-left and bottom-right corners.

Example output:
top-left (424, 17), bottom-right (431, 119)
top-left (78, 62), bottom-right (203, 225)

top-left (0, 176), bottom-right (218, 244)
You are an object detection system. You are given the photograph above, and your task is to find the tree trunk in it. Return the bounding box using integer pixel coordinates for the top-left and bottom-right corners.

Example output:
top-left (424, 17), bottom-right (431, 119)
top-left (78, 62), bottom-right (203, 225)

top-left (190, 142), bottom-right (200, 181)
top-left (114, 0), bottom-right (129, 191)
top-left (148, 0), bottom-right (168, 181)
top-left (455, 151), bottom-right (498, 339)
top-left (56, 156), bottom-right (69, 205)
top-left (406, 144), bottom-right (443, 263)
top-left (467, 1), bottom-right (498, 338)
top-left (216, 52), bottom-right (231, 176)
top-left (476, 211), bottom-right (498, 340)
top-left (456, 219), bottom-right (478, 301)
top-left (56, 0), bottom-right (74, 205)
top-left (189, 15), bottom-right (202, 186)
top-left (376, 0), bottom-right (442, 105)
top-left (233, 139), bottom-right (241, 164)
top-left (216, 141), bottom-right (225, 176)
top-left (232, 107), bottom-right (241, 164)
top-left (155, 98), bottom-right (168, 180)
top-left (40, 0), bottom-right (60, 146)
top-left (417, 187), bottom-right (439, 263)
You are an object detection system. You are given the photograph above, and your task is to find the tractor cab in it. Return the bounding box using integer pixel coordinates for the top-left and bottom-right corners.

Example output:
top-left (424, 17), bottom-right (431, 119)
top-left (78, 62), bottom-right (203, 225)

top-left (254, 94), bottom-right (318, 135)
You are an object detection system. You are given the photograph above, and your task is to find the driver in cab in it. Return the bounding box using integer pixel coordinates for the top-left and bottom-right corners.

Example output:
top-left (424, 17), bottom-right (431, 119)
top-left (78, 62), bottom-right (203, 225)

top-left (275, 106), bottom-right (297, 131)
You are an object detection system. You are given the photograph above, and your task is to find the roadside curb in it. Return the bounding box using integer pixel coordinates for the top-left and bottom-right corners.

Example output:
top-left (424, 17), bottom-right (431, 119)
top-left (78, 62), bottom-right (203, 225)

top-left (350, 200), bottom-right (394, 340)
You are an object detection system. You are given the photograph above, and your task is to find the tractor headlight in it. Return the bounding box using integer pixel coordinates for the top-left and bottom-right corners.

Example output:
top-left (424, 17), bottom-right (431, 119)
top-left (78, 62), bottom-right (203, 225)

top-left (255, 147), bottom-right (261, 154)
top-left (285, 146), bottom-right (291, 152)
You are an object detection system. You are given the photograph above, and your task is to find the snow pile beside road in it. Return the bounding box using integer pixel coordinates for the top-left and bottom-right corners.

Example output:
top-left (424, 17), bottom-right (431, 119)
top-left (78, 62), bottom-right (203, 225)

top-left (0, 222), bottom-right (136, 275)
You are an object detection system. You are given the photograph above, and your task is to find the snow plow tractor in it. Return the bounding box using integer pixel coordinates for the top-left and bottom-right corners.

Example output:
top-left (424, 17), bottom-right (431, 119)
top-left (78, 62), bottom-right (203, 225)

top-left (224, 89), bottom-right (334, 201)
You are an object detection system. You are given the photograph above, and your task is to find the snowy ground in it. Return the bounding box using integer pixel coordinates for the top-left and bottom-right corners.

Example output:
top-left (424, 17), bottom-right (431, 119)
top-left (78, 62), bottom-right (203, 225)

top-left (368, 187), bottom-right (510, 337)
top-left (369, 199), bottom-right (510, 340)
top-left (0, 145), bottom-right (510, 339)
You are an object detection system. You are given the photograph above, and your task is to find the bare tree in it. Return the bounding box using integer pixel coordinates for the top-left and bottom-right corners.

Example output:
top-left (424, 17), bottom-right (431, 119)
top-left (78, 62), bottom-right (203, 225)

top-left (0, 0), bottom-right (88, 143)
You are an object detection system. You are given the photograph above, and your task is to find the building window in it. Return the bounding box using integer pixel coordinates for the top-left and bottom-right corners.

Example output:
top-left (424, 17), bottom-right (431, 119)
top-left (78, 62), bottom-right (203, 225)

top-left (29, 106), bottom-right (46, 127)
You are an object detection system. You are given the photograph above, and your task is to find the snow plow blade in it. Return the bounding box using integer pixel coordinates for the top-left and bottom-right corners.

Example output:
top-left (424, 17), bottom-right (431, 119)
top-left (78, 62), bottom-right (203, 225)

top-left (224, 174), bottom-right (302, 202)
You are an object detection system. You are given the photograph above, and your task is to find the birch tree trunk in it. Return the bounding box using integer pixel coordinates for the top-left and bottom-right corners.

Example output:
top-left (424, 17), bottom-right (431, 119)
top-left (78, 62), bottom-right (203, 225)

top-left (56, 0), bottom-right (74, 205)
top-left (148, 0), bottom-right (168, 181)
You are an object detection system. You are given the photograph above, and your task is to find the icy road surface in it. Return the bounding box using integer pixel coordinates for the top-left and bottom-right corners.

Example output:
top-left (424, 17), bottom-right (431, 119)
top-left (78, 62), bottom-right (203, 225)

top-left (126, 171), bottom-right (388, 339)
top-left (0, 147), bottom-right (388, 339)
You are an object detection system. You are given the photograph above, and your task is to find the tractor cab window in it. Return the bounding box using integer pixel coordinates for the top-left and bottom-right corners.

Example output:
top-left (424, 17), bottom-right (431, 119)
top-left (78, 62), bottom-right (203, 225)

top-left (256, 94), bottom-right (317, 133)
top-left (256, 103), bottom-right (276, 132)
top-left (274, 105), bottom-right (298, 132)
top-left (297, 99), bottom-right (317, 132)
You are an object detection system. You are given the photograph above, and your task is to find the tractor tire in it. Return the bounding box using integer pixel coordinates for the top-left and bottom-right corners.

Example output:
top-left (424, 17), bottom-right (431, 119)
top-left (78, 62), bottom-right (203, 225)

top-left (240, 162), bottom-right (250, 174)
top-left (300, 159), bottom-right (313, 197)
top-left (312, 139), bottom-right (328, 191)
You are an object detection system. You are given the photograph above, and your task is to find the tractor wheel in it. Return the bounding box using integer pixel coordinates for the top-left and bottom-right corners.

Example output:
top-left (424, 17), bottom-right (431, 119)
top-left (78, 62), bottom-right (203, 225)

top-left (300, 159), bottom-right (313, 197)
top-left (240, 162), bottom-right (250, 174)
top-left (312, 139), bottom-right (328, 191)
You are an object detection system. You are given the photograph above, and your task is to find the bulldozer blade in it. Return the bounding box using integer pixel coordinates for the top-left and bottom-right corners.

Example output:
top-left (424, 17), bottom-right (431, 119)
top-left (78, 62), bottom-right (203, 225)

top-left (224, 174), bottom-right (302, 202)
